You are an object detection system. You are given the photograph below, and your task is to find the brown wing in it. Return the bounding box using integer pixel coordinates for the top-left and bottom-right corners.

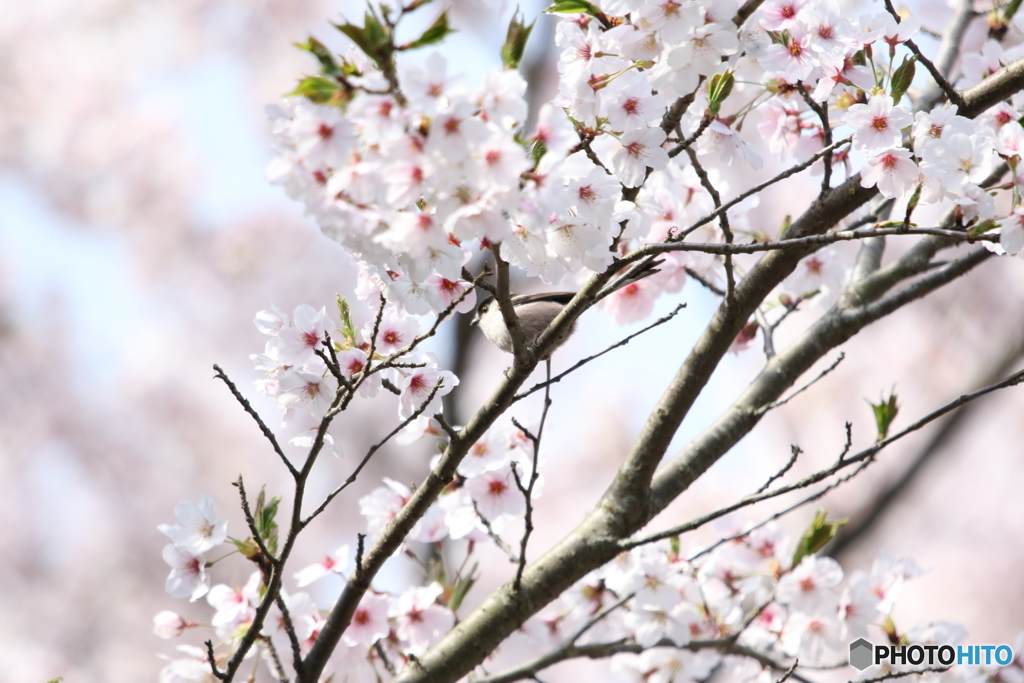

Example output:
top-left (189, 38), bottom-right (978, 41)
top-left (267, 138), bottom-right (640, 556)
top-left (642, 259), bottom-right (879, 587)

top-left (510, 291), bottom-right (576, 305)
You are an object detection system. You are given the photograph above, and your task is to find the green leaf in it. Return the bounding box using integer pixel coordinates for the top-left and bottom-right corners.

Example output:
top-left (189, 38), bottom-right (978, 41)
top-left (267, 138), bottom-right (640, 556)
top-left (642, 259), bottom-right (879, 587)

top-left (254, 488), bottom-right (281, 556)
top-left (334, 12), bottom-right (390, 66)
top-left (777, 214), bottom-right (793, 238)
top-left (296, 37), bottom-right (341, 76)
top-left (336, 295), bottom-right (358, 348)
top-left (448, 563), bottom-right (478, 611)
top-left (530, 139), bottom-right (547, 166)
top-left (791, 510), bottom-right (848, 566)
top-left (889, 55), bottom-right (917, 103)
top-left (903, 182), bottom-right (922, 224)
top-left (501, 10), bottom-right (536, 70)
top-left (231, 537), bottom-right (261, 560)
top-left (289, 76), bottom-right (344, 104)
top-left (869, 389), bottom-right (900, 442)
top-left (1004, 0), bottom-right (1023, 24)
top-left (545, 0), bottom-right (600, 14)
top-left (969, 218), bottom-right (1000, 237)
top-left (707, 71), bottom-right (735, 116)
top-left (404, 10), bottom-right (454, 50)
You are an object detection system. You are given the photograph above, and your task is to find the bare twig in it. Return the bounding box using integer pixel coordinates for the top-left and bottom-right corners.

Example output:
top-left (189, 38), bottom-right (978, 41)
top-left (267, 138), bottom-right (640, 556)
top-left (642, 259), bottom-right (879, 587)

top-left (273, 593), bottom-right (304, 678)
top-left (493, 248), bottom-right (531, 365)
top-left (754, 445), bottom-right (802, 496)
top-left (685, 147), bottom-right (736, 303)
top-left (511, 361), bottom-right (552, 592)
top-left (515, 304), bottom-right (687, 401)
top-left (301, 378), bottom-right (448, 529)
top-left (882, 0), bottom-right (964, 109)
top-left (624, 365), bottom-right (1024, 551)
top-left (214, 365), bottom-right (298, 479)
top-left (758, 353), bottom-right (846, 415)
top-left (668, 136), bottom-right (852, 244)
top-left (668, 115), bottom-right (714, 158)
top-left (472, 500), bottom-right (519, 562)
top-left (625, 226), bottom-right (990, 263)
top-left (796, 85), bottom-right (834, 191)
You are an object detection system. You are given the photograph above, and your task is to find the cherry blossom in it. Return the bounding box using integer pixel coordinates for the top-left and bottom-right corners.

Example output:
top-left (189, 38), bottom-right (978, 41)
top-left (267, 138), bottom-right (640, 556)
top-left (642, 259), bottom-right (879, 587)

top-left (465, 464), bottom-right (526, 519)
top-left (860, 147), bottom-right (918, 199)
top-left (610, 127), bottom-right (670, 188)
top-left (776, 555), bottom-right (843, 616)
top-left (396, 352), bottom-right (458, 419)
top-left (342, 592), bottom-right (391, 647)
top-left (158, 495), bottom-right (228, 554)
top-left (390, 583), bottom-right (455, 655)
top-left (153, 611), bottom-right (194, 639)
top-left (295, 545), bottom-right (351, 587)
top-left (846, 96), bottom-right (913, 151)
top-left (162, 545), bottom-right (210, 602)
top-left (207, 572), bottom-right (260, 633)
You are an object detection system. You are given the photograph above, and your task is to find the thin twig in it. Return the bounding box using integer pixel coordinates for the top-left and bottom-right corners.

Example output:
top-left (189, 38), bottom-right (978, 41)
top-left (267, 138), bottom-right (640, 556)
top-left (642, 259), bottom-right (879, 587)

top-left (882, 0), bottom-right (964, 108)
top-left (859, 667), bottom-right (951, 683)
top-left (214, 365), bottom-right (298, 479)
top-left (625, 226), bottom-right (989, 263)
top-left (301, 378), bottom-right (448, 528)
top-left (515, 304), bottom-right (687, 401)
top-left (623, 365), bottom-right (1024, 550)
top-left (472, 500), bottom-right (519, 562)
top-left (668, 114), bottom-right (714, 158)
top-left (273, 594), bottom-right (303, 678)
top-left (796, 85), bottom-right (834, 192)
top-left (758, 353), bottom-right (846, 415)
top-left (262, 636), bottom-right (290, 683)
top-left (205, 639), bottom-right (224, 680)
top-left (686, 147), bottom-right (736, 303)
top-left (511, 361), bottom-right (552, 592)
top-left (493, 249), bottom-right (530, 365)
top-left (754, 445), bottom-right (802, 496)
top-left (668, 136), bottom-right (852, 244)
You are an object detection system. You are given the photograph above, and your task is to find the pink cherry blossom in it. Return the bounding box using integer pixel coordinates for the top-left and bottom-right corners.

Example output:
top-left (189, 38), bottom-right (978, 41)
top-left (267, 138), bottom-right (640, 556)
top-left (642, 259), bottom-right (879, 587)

top-left (466, 465), bottom-right (525, 519)
top-left (390, 583), bottom-right (455, 655)
top-left (275, 304), bottom-right (330, 367)
top-left (397, 352), bottom-right (458, 419)
top-left (162, 545), bottom-right (210, 602)
top-left (860, 147), bottom-right (918, 199)
top-left (611, 127), bottom-right (669, 188)
top-left (158, 495), bottom-right (228, 554)
top-left (776, 555), bottom-right (843, 616)
top-left (153, 611), bottom-right (194, 639)
top-left (295, 545), bottom-right (351, 587)
top-left (365, 309), bottom-right (420, 356)
top-left (342, 592), bottom-right (391, 647)
top-left (846, 95), bottom-right (912, 151)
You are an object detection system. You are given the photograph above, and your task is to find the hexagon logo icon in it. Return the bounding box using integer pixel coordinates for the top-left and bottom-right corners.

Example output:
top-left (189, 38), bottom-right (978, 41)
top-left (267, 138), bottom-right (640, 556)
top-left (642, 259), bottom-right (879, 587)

top-left (850, 638), bottom-right (874, 671)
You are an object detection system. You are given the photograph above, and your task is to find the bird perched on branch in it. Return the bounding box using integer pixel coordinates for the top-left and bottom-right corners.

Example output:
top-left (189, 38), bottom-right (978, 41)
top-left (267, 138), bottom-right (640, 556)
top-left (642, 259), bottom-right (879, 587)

top-left (472, 257), bottom-right (660, 355)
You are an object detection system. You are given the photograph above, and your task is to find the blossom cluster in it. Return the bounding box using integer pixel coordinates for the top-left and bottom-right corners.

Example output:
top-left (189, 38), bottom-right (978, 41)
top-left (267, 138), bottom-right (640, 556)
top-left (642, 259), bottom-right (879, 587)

top-left (154, 479), bottom-right (1024, 683)
top-left (154, 0), bottom-right (1024, 678)
top-left (266, 2), bottom-right (1024, 333)
top-left (249, 299), bottom-right (459, 435)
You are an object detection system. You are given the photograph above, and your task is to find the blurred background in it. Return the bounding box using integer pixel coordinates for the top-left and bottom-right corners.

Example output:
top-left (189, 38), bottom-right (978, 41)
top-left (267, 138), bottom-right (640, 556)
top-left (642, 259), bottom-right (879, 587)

top-left (2, 0), bottom-right (1023, 680)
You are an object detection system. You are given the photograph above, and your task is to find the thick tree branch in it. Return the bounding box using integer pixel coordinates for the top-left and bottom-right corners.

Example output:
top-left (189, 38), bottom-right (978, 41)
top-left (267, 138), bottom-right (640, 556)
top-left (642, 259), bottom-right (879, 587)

top-left (390, 55), bottom-right (1024, 683)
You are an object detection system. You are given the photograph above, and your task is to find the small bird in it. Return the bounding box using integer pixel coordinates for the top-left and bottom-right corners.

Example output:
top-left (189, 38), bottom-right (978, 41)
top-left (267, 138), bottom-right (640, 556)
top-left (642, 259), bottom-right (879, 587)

top-left (473, 292), bottom-right (577, 355)
top-left (471, 258), bottom-right (660, 355)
